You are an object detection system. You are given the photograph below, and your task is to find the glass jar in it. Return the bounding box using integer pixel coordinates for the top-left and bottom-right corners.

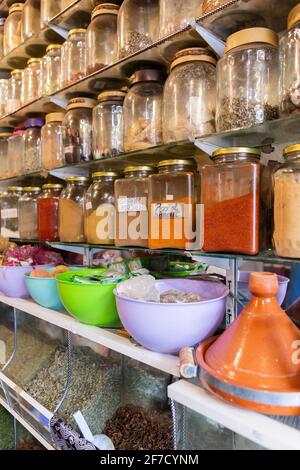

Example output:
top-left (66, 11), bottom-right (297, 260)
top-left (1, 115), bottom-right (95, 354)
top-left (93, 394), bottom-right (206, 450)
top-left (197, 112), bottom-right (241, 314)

top-left (61, 0), bottom-right (74, 10)
top-left (0, 130), bottom-right (13, 179)
top-left (86, 3), bottom-right (119, 75)
top-left (201, 147), bottom-right (261, 255)
top-left (273, 144), bottom-right (300, 258)
top-left (85, 171), bottom-right (119, 244)
top-left (163, 48), bottom-right (216, 143)
top-left (148, 160), bottom-right (197, 250)
top-left (22, 58), bottom-right (42, 105)
top-left (63, 97), bottom-right (96, 164)
top-left (1, 186), bottom-right (24, 238)
top-left (7, 127), bottom-right (25, 177)
top-left (7, 69), bottom-right (23, 113)
top-left (115, 166), bottom-right (154, 247)
top-left (21, 0), bottom-right (41, 43)
top-left (118, 0), bottom-right (159, 59)
top-left (24, 118), bottom-right (44, 173)
top-left (41, 112), bottom-right (65, 170)
top-left (0, 18), bottom-right (6, 58)
top-left (40, 0), bottom-right (61, 29)
top-left (64, 28), bottom-right (86, 87)
top-left (93, 90), bottom-right (125, 159)
top-left (4, 3), bottom-right (23, 55)
top-left (42, 44), bottom-right (62, 95)
top-left (202, 0), bottom-right (226, 14)
top-left (160, 0), bottom-right (202, 37)
top-left (59, 176), bottom-right (89, 243)
top-left (216, 28), bottom-right (279, 132)
top-left (38, 184), bottom-right (63, 241)
top-left (0, 72), bottom-right (10, 117)
top-left (124, 69), bottom-right (165, 152)
top-left (18, 187), bottom-right (41, 240)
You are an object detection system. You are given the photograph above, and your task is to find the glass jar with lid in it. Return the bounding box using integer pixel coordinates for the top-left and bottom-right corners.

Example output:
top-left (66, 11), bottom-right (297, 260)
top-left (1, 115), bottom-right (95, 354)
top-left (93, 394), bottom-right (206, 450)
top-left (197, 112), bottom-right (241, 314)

top-left (22, 58), bottom-right (42, 105)
top-left (63, 97), bottom-right (96, 164)
top-left (85, 171), bottom-right (119, 244)
top-left (23, 118), bottom-right (44, 173)
top-left (124, 69), bottom-right (165, 152)
top-left (18, 187), bottom-right (41, 240)
top-left (216, 27), bottom-right (279, 132)
top-left (115, 166), bottom-right (154, 247)
top-left (0, 18), bottom-right (6, 58)
top-left (148, 160), bottom-right (197, 250)
top-left (7, 127), bottom-right (25, 177)
top-left (21, 0), bottom-right (41, 43)
top-left (0, 129), bottom-right (13, 179)
top-left (201, 147), bottom-right (261, 255)
top-left (0, 71), bottom-right (10, 117)
top-left (4, 3), bottom-right (23, 55)
top-left (63, 28), bottom-right (87, 87)
top-left (40, 0), bottom-right (61, 29)
top-left (7, 69), bottom-right (23, 113)
top-left (42, 44), bottom-right (62, 95)
top-left (163, 48), bottom-right (216, 143)
top-left (41, 113), bottom-right (65, 170)
top-left (59, 176), bottom-right (90, 243)
top-left (38, 184), bottom-right (63, 241)
top-left (1, 186), bottom-right (23, 238)
top-left (93, 90), bottom-right (126, 159)
top-left (86, 3), bottom-right (119, 75)
top-left (118, 0), bottom-right (159, 59)
top-left (160, 0), bottom-right (202, 37)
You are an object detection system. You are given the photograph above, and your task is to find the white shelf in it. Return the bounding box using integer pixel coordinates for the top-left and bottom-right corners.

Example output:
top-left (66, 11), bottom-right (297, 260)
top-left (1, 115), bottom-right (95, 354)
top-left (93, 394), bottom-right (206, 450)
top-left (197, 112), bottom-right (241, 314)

top-left (168, 380), bottom-right (300, 451)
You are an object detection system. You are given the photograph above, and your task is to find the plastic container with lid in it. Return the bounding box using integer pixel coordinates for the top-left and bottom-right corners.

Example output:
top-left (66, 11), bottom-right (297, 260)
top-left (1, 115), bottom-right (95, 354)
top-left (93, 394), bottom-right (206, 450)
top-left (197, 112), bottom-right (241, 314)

top-left (0, 72), bottom-right (10, 117)
top-left (118, 0), bottom-right (159, 59)
top-left (63, 97), bottom-right (96, 164)
top-left (41, 112), bottom-right (65, 170)
top-left (7, 127), bottom-right (25, 177)
top-left (85, 171), bottom-right (119, 244)
top-left (163, 48), bottom-right (216, 143)
top-left (63, 28), bottom-right (86, 87)
top-left (93, 90), bottom-right (125, 159)
top-left (115, 166), bottom-right (154, 247)
top-left (38, 184), bottom-right (63, 241)
top-left (59, 176), bottom-right (90, 243)
top-left (149, 159), bottom-right (197, 250)
top-left (40, 0), bottom-right (61, 29)
top-left (7, 69), bottom-right (23, 114)
top-left (0, 129), bottom-right (13, 179)
top-left (0, 18), bottom-right (6, 58)
top-left (216, 27), bottom-right (279, 132)
top-left (18, 186), bottom-right (41, 240)
top-left (22, 58), bottom-right (42, 105)
top-left (23, 118), bottom-right (44, 173)
top-left (1, 186), bottom-right (23, 238)
top-left (86, 3), bottom-right (119, 75)
top-left (201, 147), bottom-right (261, 255)
top-left (124, 69), bottom-right (165, 152)
top-left (160, 0), bottom-right (202, 37)
top-left (4, 3), bottom-right (23, 55)
top-left (21, 0), bottom-right (41, 43)
top-left (42, 44), bottom-right (62, 95)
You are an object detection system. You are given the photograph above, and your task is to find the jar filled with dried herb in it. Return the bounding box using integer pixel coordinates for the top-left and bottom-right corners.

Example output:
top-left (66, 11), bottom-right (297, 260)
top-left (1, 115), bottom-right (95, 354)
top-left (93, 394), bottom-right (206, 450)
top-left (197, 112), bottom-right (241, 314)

top-left (7, 127), bottom-right (24, 177)
top-left (18, 187), bottom-right (41, 240)
top-left (42, 44), bottom-right (62, 96)
top-left (23, 118), bottom-right (44, 173)
top-left (1, 186), bottom-right (24, 238)
top-left (63, 28), bottom-right (87, 87)
top-left (38, 184), bottom-right (63, 241)
top-left (4, 3), bottom-right (23, 56)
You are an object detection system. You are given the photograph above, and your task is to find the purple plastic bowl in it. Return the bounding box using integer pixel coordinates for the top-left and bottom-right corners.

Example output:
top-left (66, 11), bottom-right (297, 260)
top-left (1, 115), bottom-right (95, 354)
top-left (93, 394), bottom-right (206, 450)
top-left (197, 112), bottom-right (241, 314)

top-left (0, 264), bottom-right (55, 299)
top-left (238, 272), bottom-right (290, 307)
top-left (115, 279), bottom-right (229, 355)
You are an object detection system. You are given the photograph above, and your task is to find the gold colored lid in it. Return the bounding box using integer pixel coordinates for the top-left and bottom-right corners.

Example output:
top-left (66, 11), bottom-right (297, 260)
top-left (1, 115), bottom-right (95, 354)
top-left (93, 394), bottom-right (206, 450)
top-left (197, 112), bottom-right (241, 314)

top-left (8, 186), bottom-right (23, 192)
top-left (68, 28), bottom-right (86, 37)
top-left (46, 112), bottom-right (65, 124)
top-left (288, 3), bottom-right (300, 29)
top-left (67, 97), bottom-right (97, 110)
top-left (46, 44), bottom-right (62, 53)
top-left (66, 176), bottom-right (89, 182)
top-left (124, 166), bottom-right (155, 173)
top-left (42, 184), bottom-right (63, 189)
top-left (92, 171), bottom-right (119, 178)
top-left (97, 90), bottom-right (126, 101)
top-left (92, 3), bottom-right (119, 19)
top-left (0, 131), bottom-right (13, 138)
top-left (212, 147), bottom-right (261, 158)
top-left (283, 144), bottom-right (300, 156)
top-left (11, 69), bottom-right (23, 76)
top-left (171, 47), bottom-right (217, 70)
top-left (24, 187), bottom-right (41, 192)
top-left (158, 159), bottom-right (196, 168)
top-left (9, 3), bottom-right (24, 14)
top-left (225, 27), bottom-right (278, 53)
top-left (27, 58), bottom-right (42, 65)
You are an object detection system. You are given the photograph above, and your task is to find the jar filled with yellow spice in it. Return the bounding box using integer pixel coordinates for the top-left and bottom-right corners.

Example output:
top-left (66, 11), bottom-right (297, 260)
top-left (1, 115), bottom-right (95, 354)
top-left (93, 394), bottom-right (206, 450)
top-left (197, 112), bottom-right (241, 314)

top-left (59, 176), bottom-right (89, 243)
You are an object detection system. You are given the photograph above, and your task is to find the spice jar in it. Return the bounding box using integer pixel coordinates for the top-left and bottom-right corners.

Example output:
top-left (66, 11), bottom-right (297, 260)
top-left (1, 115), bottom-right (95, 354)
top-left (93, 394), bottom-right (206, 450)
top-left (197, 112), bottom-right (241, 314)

top-left (0, 129), bottom-right (13, 179)
top-left (40, 0), bottom-right (61, 29)
top-left (148, 160), bottom-right (197, 250)
top-left (59, 176), bottom-right (89, 243)
top-left (0, 18), bottom-right (6, 58)
top-left (93, 90), bottom-right (125, 159)
top-left (1, 186), bottom-right (23, 238)
top-left (273, 144), bottom-right (300, 258)
top-left (85, 172), bottom-right (119, 244)
top-left (42, 44), bottom-right (62, 95)
top-left (18, 187), bottom-right (41, 240)
top-left (41, 113), bottom-right (65, 170)
top-left (86, 3), bottom-right (119, 75)
top-left (201, 147), bottom-right (261, 255)
top-left (22, 58), bottom-right (42, 105)
top-left (163, 48), bottom-right (216, 143)
top-left (124, 70), bottom-right (165, 152)
top-left (7, 69), bottom-right (23, 113)
top-left (7, 127), bottom-right (25, 177)
top-left (21, 0), bottom-right (41, 43)
top-left (216, 28), bottom-right (279, 132)
top-left (4, 3), bottom-right (23, 55)
top-left (63, 97), bottom-right (96, 164)
top-left (37, 184), bottom-right (63, 241)
top-left (118, 0), bottom-right (159, 59)
top-left (0, 72), bottom-right (10, 117)
top-left (64, 28), bottom-right (86, 86)
top-left (160, 0), bottom-right (202, 37)
top-left (24, 118), bottom-right (44, 173)
top-left (115, 166), bottom-right (154, 247)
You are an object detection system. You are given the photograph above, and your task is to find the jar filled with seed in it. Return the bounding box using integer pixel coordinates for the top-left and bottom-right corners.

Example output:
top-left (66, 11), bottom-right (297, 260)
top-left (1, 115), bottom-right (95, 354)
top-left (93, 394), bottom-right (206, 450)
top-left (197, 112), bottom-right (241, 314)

top-left (216, 27), bottom-right (279, 132)
top-left (23, 118), bottom-right (44, 173)
top-left (8, 126), bottom-right (25, 177)
top-left (63, 28), bottom-right (87, 87)
top-left (18, 186), bottom-right (41, 240)
top-left (42, 44), bottom-right (62, 96)
top-left (22, 58), bottom-right (42, 105)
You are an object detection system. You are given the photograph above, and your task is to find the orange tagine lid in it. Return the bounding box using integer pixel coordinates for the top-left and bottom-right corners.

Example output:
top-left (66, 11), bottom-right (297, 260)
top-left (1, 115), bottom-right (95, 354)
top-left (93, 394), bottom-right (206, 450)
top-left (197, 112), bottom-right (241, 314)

top-left (196, 272), bottom-right (300, 416)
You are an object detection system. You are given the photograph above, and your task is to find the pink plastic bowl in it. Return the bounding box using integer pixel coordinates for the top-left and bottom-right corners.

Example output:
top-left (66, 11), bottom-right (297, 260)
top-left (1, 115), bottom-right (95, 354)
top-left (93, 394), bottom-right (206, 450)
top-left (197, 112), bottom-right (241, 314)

top-left (0, 264), bottom-right (55, 299)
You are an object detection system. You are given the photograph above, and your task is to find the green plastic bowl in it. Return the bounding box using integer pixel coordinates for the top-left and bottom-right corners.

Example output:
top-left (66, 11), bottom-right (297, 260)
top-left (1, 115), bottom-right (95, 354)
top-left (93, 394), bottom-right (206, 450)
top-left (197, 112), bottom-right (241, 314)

top-left (56, 269), bottom-right (120, 327)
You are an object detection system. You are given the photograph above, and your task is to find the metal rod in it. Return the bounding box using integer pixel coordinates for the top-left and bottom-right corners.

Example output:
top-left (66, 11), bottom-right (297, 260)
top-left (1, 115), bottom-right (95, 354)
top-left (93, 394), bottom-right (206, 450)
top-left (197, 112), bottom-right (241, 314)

top-left (54, 331), bottom-right (73, 414)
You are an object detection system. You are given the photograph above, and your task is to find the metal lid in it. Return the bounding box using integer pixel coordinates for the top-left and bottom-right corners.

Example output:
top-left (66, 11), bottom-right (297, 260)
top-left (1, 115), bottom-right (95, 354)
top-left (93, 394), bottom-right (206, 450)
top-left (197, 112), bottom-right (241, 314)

top-left (97, 90), bottom-right (126, 102)
top-left (283, 144), bottom-right (300, 156)
top-left (42, 184), bottom-right (63, 190)
top-left (11, 69), bottom-right (23, 76)
top-left (288, 3), bottom-right (300, 29)
top-left (92, 3), bottom-right (119, 19)
top-left (65, 176), bottom-right (90, 182)
top-left (25, 118), bottom-right (45, 128)
top-left (46, 44), bottom-right (62, 53)
top-left (157, 159), bottom-right (196, 168)
top-left (129, 69), bottom-right (166, 87)
top-left (27, 58), bottom-right (42, 66)
top-left (124, 166), bottom-right (155, 173)
top-left (67, 97), bottom-right (97, 110)
top-left (8, 186), bottom-right (23, 192)
top-left (9, 3), bottom-right (24, 14)
top-left (92, 171), bottom-right (119, 178)
top-left (225, 27), bottom-right (278, 53)
top-left (212, 147), bottom-right (261, 160)
top-left (171, 47), bottom-right (217, 70)
top-left (24, 187), bottom-right (41, 192)
top-left (68, 28), bottom-right (86, 37)
top-left (46, 112), bottom-right (65, 124)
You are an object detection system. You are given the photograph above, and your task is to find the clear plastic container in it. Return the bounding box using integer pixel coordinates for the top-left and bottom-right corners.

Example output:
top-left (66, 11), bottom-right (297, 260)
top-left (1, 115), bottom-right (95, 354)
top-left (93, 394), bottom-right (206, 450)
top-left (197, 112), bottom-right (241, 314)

top-left (41, 112), bottom-right (65, 170)
top-left (0, 18), bottom-right (6, 58)
top-left (18, 187), bottom-right (41, 240)
top-left (7, 69), bottom-right (23, 114)
top-left (93, 90), bottom-right (125, 159)
top-left (21, 0), bottom-right (41, 43)
top-left (0, 130), bottom-right (13, 179)
top-left (115, 166), bottom-right (154, 247)
top-left (86, 3), bottom-right (119, 75)
top-left (118, 0), bottom-right (159, 59)
top-left (63, 97), bottom-right (96, 164)
top-left (216, 27), bottom-right (279, 132)
top-left (63, 28), bottom-right (86, 87)
top-left (201, 147), bottom-right (261, 255)
top-left (85, 171), bottom-right (119, 244)
top-left (1, 186), bottom-right (24, 238)
top-left (4, 3), bottom-right (23, 55)
top-left (124, 69), bottom-right (165, 152)
top-left (7, 127), bottom-right (25, 177)
top-left (23, 118), bottom-right (44, 173)
top-left (37, 184), bottom-right (63, 241)
top-left (21, 58), bottom-right (42, 105)
top-left (40, 0), bottom-right (61, 29)
top-left (59, 176), bottom-right (89, 243)
top-left (42, 44), bottom-right (62, 96)
top-left (148, 159), bottom-right (197, 250)
top-left (163, 48), bottom-right (216, 143)
top-left (160, 0), bottom-right (202, 37)
top-left (0, 72), bottom-right (10, 117)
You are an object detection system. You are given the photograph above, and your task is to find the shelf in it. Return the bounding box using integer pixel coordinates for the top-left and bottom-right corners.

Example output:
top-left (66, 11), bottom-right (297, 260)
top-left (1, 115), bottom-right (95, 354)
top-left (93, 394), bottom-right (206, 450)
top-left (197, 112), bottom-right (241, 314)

top-left (0, 96), bottom-right (64, 127)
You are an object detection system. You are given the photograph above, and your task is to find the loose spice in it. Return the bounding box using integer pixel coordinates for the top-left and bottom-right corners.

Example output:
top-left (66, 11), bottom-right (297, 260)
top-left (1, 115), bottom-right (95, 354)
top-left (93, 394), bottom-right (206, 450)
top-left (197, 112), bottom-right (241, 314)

top-left (59, 199), bottom-right (85, 243)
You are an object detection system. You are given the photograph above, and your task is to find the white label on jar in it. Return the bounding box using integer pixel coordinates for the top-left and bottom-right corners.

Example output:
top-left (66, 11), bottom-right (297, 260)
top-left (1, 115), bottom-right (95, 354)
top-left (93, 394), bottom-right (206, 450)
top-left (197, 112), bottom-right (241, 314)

top-left (1, 208), bottom-right (18, 219)
top-left (64, 145), bottom-right (74, 155)
top-left (152, 203), bottom-right (184, 219)
top-left (118, 197), bottom-right (147, 213)
top-left (86, 202), bottom-right (92, 210)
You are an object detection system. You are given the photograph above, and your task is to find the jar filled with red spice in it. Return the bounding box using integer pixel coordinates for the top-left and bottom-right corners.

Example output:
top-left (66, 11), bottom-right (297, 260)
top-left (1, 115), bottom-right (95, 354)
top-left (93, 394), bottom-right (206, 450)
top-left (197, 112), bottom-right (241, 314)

top-left (37, 183), bottom-right (63, 241)
top-left (201, 147), bottom-right (261, 255)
